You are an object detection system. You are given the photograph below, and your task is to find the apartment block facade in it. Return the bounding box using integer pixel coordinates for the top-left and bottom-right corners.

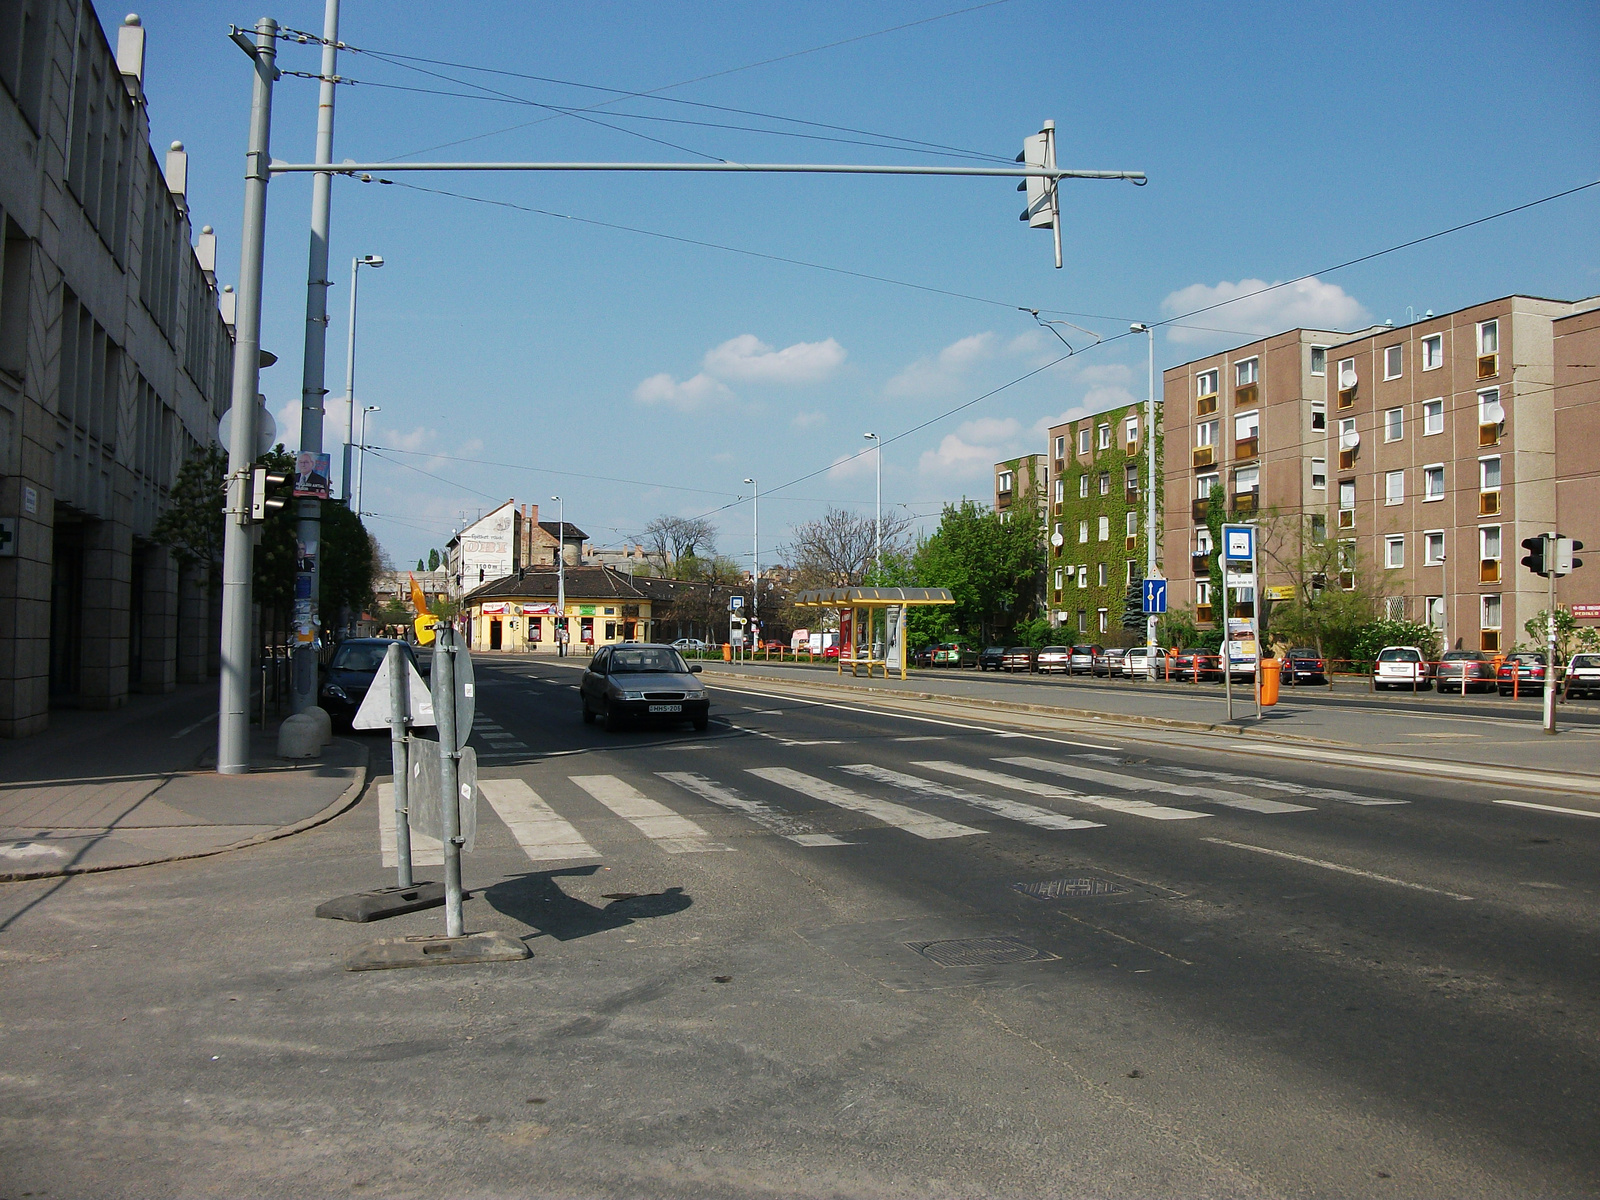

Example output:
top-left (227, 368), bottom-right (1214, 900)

top-left (0, 4), bottom-right (234, 735)
top-left (992, 452), bottom-right (1045, 519)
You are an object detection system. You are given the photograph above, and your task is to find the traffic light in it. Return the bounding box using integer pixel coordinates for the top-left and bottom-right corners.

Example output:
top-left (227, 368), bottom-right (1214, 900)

top-left (1016, 120), bottom-right (1062, 268)
top-left (1520, 534), bottom-right (1550, 577)
top-left (1555, 537), bottom-right (1585, 575)
top-left (249, 465), bottom-right (289, 522)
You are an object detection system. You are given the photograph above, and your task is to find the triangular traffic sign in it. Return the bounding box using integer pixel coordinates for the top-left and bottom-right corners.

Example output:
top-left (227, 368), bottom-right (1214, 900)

top-left (352, 651), bottom-right (436, 729)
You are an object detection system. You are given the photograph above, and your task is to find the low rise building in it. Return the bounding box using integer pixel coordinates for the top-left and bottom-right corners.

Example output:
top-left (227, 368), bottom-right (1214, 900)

top-left (462, 565), bottom-right (653, 653)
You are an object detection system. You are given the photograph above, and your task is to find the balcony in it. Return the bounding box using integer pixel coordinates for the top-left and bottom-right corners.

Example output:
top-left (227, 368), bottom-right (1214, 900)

top-left (1235, 382), bottom-right (1259, 407)
top-left (1234, 435), bottom-right (1259, 461)
top-left (1478, 353), bottom-right (1498, 380)
top-left (1479, 421), bottom-right (1501, 447)
top-left (1479, 490), bottom-right (1501, 516)
top-left (1339, 571), bottom-right (1356, 591)
top-left (1480, 558), bottom-right (1502, 583)
top-left (1192, 445), bottom-right (1215, 468)
top-left (1339, 447), bottom-right (1357, 470)
top-left (995, 491), bottom-right (1012, 509)
top-left (1125, 486), bottom-right (1140, 506)
top-left (1196, 604), bottom-right (1214, 624)
top-left (1337, 385), bottom-right (1357, 409)
top-left (1196, 393), bottom-right (1218, 416)
top-left (1231, 489), bottom-right (1259, 514)
top-left (1125, 441), bottom-right (1139, 456)
top-left (1192, 498), bottom-right (1210, 522)
top-left (1338, 508), bottom-right (1355, 530)
top-left (1192, 552), bottom-right (1211, 576)
top-left (1480, 629), bottom-right (1500, 652)
top-left (1124, 535), bottom-right (1138, 552)
top-left (1053, 502), bottom-right (1064, 516)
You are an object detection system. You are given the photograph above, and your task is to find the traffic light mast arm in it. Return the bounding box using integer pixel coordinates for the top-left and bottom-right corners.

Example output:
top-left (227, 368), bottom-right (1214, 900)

top-left (269, 160), bottom-right (1147, 182)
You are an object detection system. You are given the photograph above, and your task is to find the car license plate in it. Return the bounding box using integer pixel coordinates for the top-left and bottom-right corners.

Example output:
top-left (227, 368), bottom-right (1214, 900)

top-left (648, 703), bottom-right (682, 713)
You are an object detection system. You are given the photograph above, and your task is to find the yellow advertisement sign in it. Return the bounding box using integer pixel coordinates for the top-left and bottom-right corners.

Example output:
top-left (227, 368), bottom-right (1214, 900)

top-left (1265, 585), bottom-right (1296, 602)
top-left (414, 614), bottom-right (438, 646)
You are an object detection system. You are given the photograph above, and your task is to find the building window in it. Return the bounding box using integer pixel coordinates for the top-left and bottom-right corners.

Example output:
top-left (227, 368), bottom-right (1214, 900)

top-left (1478, 387), bottom-right (1504, 426)
top-left (997, 470), bottom-right (1014, 493)
top-left (1126, 559), bottom-right (1139, 586)
top-left (1422, 334), bottom-right (1443, 370)
top-left (1125, 416), bottom-right (1139, 445)
top-left (1097, 608), bottom-right (1108, 633)
top-left (1125, 510), bottom-right (1137, 536)
top-left (1125, 464), bottom-right (1139, 494)
top-left (1234, 464), bottom-right (1259, 494)
top-left (1235, 410), bottom-right (1259, 441)
top-left (1197, 419), bottom-right (1218, 447)
top-left (1423, 398), bottom-right (1443, 435)
top-left (1097, 423), bottom-right (1111, 450)
top-left (1480, 525), bottom-right (1501, 562)
top-left (1196, 369), bottom-right (1218, 396)
top-left (1338, 357), bottom-right (1357, 390)
top-left (1423, 464), bottom-right (1444, 501)
top-left (1480, 456), bottom-right (1501, 492)
top-left (1053, 478), bottom-right (1064, 504)
top-left (1078, 427), bottom-right (1091, 455)
top-left (1054, 566), bottom-right (1064, 590)
top-left (1078, 474), bottom-right (1089, 499)
top-left (1197, 472), bottom-right (1218, 499)
top-left (1384, 596), bottom-right (1408, 621)
top-left (1098, 472), bottom-right (1110, 495)
top-left (1097, 562), bottom-right (1107, 586)
top-left (1311, 401), bottom-right (1326, 431)
top-left (1054, 434), bottom-right (1066, 459)
top-left (1481, 593), bottom-right (1501, 630)
top-left (1385, 470), bottom-right (1405, 505)
top-left (1196, 580), bottom-right (1211, 607)
top-left (1384, 407), bottom-right (1403, 442)
top-left (1310, 513), bottom-right (1327, 542)
top-left (1310, 346), bottom-right (1327, 376)
top-left (1311, 458), bottom-right (1327, 490)
top-left (1078, 610), bottom-right (1088, 633)
top-left (1097, 515), bottom-right (1109, 541)
top-left (1478, 319), bottom-right (1498, 356)
top-left (1424, 530), bottom-right (1445, 565)
top-left (1077, 565), bottom-right (1088, 589)
top-left (1078, 519), bottom-right (1089, 544)
top-left (1339, 479), bottom-right (1356, 510)
top-left (1235, 357), bottom-right (1258, 386)
top-left (1425, 596), bottom-right (1444, 628)
top-left (1383, 344), bottom-right (1403, 380)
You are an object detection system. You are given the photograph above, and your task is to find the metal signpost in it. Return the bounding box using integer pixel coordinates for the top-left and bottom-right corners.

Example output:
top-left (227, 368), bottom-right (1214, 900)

top-left (1221, 523), bottom-right (1261, 723)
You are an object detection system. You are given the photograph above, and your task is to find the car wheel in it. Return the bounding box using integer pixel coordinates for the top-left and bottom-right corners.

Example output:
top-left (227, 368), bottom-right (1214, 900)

top-left (603, 702), bottom-right (624, 731)
top-left (582, 697), bottom-right (596, 724)
top-left (692, 714), bottom-right (709, 732)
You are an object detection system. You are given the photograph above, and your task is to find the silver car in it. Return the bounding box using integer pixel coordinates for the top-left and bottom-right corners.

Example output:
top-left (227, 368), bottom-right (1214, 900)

top-left (581, 643), bottom-right (709, 731)
top-left (1036, 645), bottom-right (1071, 674)
top-left (1564, 653), bottom-right (1600, 700)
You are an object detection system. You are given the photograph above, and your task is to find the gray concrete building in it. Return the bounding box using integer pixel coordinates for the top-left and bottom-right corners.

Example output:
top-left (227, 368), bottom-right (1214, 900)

top-left (0, 4), bottom-right (233, 736)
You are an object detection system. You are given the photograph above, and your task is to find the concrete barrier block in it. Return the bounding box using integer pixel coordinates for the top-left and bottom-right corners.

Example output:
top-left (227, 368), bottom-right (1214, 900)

top-left (278, 713), bottom-right (323, 759)
top-left (306, 705), bottom-right (333, 745)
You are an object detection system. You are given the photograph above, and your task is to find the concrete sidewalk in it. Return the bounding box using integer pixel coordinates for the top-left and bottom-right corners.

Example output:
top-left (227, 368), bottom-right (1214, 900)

top-left (0, 684), bottom-right (368, 881)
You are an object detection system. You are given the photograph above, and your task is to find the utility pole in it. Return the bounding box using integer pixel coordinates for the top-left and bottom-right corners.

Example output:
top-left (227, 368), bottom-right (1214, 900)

top-left (1132, 322), bottom-right (1158, 677)
top-left (340, 253), bottom-right (383, 500)
top-left (216, 18), bottom-right (278, 775)
top-left (291, 0), bottom-right (340, 717)
top-left (552, 494), bottom-right (565, 656)
top-left (864, 433), bottom-right (881, 575)
top-left (743, 477), bottom-right (758, 624)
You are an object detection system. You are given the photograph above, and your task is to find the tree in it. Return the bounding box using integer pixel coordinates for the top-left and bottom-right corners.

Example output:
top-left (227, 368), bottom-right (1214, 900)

top-left (786, 506), bottom-right (912, 589)
top-left (1351, 618), bottom-right (1440, 667)
top-left (1264, 527), bottom-right (1378, 664)
top-left (643, 514), bottom-right (718, 575)
top-left (152, 446), bottom-right (227, 571)
top-left (911, 499), bottom-right (1044, 642)
top-left (427, 547), bottom-right (442, 572)
top-left (1121, 580), bottom-right (1145, 632)
top-left (1520, 607), bottom-right (1587, 661)
top-left (320, 500), bottom-right (378, 622)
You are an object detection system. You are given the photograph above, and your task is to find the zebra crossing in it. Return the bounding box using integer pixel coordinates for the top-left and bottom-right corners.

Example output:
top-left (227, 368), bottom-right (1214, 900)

top-left (372, 746), bottom-right (1411, 869)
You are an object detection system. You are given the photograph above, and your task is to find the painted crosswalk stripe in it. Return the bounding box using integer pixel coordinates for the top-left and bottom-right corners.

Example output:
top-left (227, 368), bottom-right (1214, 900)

top-left (569, 775), bottom-right (733, 853)
top-left (912, 761), bottom-right (1208, 821)
top-left (658, 772), bottom-right (852, 845)
top-left (478, 778), bottom-right (599, 862)
top-left (1151, 764), bottom-right (1406, 805)
top-left (747, 767), bottom-right (980, 840)
top-left (377, 782), bottom-right (444, 866)
top-left (996, 757), bottom-right (1312, 814)
top-left (838, 764), bottom-right (1103, 831)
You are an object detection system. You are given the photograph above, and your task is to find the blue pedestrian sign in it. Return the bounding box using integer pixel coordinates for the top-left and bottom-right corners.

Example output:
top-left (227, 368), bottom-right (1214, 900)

top-left (1142, 578), bottom-right (1167, 615)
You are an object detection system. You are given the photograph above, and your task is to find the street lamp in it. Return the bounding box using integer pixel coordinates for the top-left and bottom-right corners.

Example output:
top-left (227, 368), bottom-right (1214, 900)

top-left (864, 432), bottom-right (881, 575)
top-left (341, 253), bottom-right (383, 501)
top-left (1130, 323), bottom-right (1157, 678)
top-left (743, 478), bottom-right (758, 624)
top-left (354, 404), bottom-right (379, 514)
top-left (551, 494), bottom-right (566, 656)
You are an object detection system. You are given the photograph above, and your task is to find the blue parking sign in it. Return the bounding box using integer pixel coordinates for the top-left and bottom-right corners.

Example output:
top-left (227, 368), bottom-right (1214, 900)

top-left (1142, 578), bottom-right (1167, 614)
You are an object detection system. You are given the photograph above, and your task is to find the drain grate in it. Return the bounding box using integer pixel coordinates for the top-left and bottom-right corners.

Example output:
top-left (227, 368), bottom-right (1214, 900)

top-left (1013, 877), bottom-right (1131, 901)
top-left (906, 937), bottom-right (1049, 967)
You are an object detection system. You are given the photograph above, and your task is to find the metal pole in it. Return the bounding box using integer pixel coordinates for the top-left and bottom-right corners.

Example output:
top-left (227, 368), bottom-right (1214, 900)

top-left (217, 18), bottom-right (278, 775)
top-left (272, 160), bottom-right (1147, 182)
top-left (340, 256), bottom-right (359, 500)
top-left (1544, 551), bottom-right (1558, 734)
top-left (291, 0), bottom-right (340, 717)
top-left (387, 641), bottom-right (414, 887)
top-left (433, 624), bottom-right (464, 936)
top-left (553, 495), bottom-right (565, 656)
top-left (742, 478), bottom-right (758, 623)
top-left (354, 404), bottom-right (377, 513)
top-left (1142, 326), bottom-right (1158, 676)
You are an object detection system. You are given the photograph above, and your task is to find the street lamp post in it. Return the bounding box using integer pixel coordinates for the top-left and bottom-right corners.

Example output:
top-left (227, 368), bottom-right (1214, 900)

top-left (1131, 323), bottom-right (1157, 679)
top-left (864, 433), bottom-right (881, 575)
top-left (354, 404), bottom-right (379, 513)
top-left (743, 478), bottom-right (758, 625)
top-left (341, 253), bottom-right (383, 501)
top-left (552, 495), bottom-right (566, 656)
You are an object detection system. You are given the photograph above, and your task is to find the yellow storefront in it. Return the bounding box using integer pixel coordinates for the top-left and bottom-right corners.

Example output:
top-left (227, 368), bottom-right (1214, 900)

top-left (463, 567), bottom-right (653, 654)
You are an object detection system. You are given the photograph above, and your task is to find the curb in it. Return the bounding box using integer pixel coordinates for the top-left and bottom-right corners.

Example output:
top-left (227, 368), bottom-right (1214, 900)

top-left (0, 738), bottom-right (370, 883)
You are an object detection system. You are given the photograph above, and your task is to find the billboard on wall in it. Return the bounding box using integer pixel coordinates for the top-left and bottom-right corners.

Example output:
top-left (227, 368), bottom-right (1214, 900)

top-left (458, 501), bottom-right (515, 588)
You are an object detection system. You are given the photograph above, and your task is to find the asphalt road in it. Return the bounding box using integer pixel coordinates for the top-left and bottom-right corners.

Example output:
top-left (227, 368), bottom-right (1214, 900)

top-left (1, 655), bottom-right (1596, 1198)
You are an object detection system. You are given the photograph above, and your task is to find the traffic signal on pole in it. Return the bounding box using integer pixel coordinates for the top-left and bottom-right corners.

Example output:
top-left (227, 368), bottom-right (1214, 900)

top-left (1016, 120), bottom-right (1062, 268)
top-left (1555, 537), bottom-right (1584, 575)
top-left (1520, 534), bottom-right (1550, 577)
top-left (249, 465), bottom-right (289, 522)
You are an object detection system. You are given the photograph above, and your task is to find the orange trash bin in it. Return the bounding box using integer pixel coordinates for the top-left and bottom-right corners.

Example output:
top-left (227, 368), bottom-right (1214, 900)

top-left (723, 642), bottom-right (733, 662)
top-left (1258, 657), bottom-right (1281, 706)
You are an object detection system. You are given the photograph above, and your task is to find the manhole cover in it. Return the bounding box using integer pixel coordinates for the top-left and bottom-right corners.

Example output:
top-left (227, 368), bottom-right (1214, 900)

top-left (1013, 877), bottom-right (1131, 900)
top-left (906, 937), bottom-right (1049, 967)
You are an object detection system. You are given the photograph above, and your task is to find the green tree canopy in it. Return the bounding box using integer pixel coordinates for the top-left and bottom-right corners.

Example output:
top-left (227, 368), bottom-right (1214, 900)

top-left (911, 499), bottom-right (1044, 642)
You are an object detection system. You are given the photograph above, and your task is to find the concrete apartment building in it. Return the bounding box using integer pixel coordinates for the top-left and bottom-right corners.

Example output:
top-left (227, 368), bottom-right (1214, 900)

top-left (0, 5), bottom-right (234, 736)
top-left (991, 452), bottom-right (1046, 520)
top-left (1554, 306), bottom-right (1600, 613)
top-left (1162, 296), bottom-right (1600, 651)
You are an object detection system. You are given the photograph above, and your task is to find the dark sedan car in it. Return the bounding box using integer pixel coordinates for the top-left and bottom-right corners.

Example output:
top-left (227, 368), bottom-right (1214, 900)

top-left (1001, 646), bottom-right (1037, 673)
top-left (978, 645), bottom-right (1007, 671)
top-left (1497, 652), bottom-right (1547, 697)
top-left (319, 637), bottom-right (423, 726)
top-left (581, 643), bottom-right (709, 731)
top-left (1170, 648), bottom-right (1222, 682)
top-left (911, 644), bottom-right (936, 668)
top-left (1434, 650), bottom-right (1497, 695)
top-left (1283, 647), bottom-right (1327, 686)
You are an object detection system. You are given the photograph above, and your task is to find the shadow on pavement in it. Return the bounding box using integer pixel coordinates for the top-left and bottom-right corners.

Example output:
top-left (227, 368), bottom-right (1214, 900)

top-left (483, 865), bottom-right (692, 942)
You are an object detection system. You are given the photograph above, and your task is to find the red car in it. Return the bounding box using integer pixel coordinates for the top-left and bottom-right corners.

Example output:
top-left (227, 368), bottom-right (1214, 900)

top-left (823, 644), bottom-right (841, 659)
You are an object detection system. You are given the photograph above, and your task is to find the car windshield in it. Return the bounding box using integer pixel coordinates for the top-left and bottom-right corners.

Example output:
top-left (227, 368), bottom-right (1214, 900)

top-left (1512, 653), bottom-right (1545, 665)
top-left (331, 642), bottom-right (395, 671)
top-left (1290, 648), bottom-right (1319, 657)
top-left (1572, 655), bottom-right (1600, 669)
top-left (986, 646), bottom-right (1005, 653)
top-left (1041, 646), bottom-right (1067, 653)
top-left (1377, 648), bottom-right (1420, 662)
top-left (609, 647), bottom-right (689, 674)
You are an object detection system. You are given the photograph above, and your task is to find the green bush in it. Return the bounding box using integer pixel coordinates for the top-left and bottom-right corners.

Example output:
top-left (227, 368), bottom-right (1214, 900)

top-left (1350, 619), bottom-right (1441, 668)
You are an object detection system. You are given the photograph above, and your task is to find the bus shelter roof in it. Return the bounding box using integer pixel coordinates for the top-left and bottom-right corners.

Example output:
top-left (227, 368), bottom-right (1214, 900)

top-left (792, 587), bottom-right (954, 607)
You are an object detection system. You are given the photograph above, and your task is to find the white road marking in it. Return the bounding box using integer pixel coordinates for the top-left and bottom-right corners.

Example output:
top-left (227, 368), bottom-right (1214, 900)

top-left (657, 772), bottom-right (852, 845)
top-left (913, 761), bottom-right (1208, 821)
top-left (0, 841), bottom-right (68, 859)
top-left (838, 764), bottom-right (1103, 831)
top-left (892, 735), bottom-right (948, 742)
top-left (477, 732), bottom-right (517, 741)
top-left (568, 775), bottom-right (733, 853)
top-left (377, 782), bottom-right (444, 866)
top-left (478, 778), bottom-right (599, 862)
top-left (1151, 764), bottom-right (1406, 805)
top-left (1202, 837), bottom-right (1473, 901)
top-left (747, 767), bottom-right (980, 840)
top-left (1494, 798), bottom-right (1600, 819)
top-left (996, 756), bottom-right (1312, 814)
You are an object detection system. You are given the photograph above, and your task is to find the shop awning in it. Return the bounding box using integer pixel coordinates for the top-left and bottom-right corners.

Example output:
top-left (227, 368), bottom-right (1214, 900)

top-left (792, 587), bottom-right (954, 607)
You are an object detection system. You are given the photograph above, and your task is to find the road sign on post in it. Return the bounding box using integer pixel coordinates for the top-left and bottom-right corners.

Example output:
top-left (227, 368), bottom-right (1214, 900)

top-left (1142, 578), bottom-right (1167, 615)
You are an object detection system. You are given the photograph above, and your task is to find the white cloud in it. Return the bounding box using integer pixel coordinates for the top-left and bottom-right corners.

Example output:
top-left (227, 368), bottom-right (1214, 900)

top-left (826, 449), bottom-right (876, 482)
top-left (791, 410), bottom-right (827, 430)
top-left (1074, 362), bottom-right (1133, 387)
top-left (633, 371), bottom-right (733, 410)
top-left (883, 332), bottom-right (998, 399)
top-left (1160, 276), bottom-right (1370, 345)
top-left (916, 415), bottom-right (1025, 485)
top-left (701, 334), bottom-right (845, 385)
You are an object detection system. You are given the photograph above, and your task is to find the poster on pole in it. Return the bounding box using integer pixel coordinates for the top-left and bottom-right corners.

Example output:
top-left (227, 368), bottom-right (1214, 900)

top-left (293, 451), bottom-right (332, 499)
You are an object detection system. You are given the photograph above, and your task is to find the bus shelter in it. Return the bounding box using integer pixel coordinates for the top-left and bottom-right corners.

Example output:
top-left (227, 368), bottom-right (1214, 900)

top-left (791, 587), bottom-right (955, 679)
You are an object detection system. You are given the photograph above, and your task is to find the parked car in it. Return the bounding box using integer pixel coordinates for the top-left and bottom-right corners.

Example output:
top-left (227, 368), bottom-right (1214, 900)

top-left (670, 638), bottom-right (708, 653)
top-left (1035, 645), bottom-right (1072, 674)
top-left (978, 645), bottom-right (1007, 671)
top-left (580, 643), bottom-right (709, 731)
top-left (1170, 648), bottom-right (1222, 682)
top-left (1373, 645), bottom-right (1432, 690)
top-left (1282, 647), bottom-right (1327, 686)
top-left (1068, 643), bottom-right (1103, 675)
top-left (319, 637), bottom-right (423, 727)
top-left (1094, 647), bottom-right (1127, 677)
top-left (911, 644), bottom-right (936, 668)
top-left (1497, 651), bottom-right (1547, 697)
top-left (1434, 650), bottom-right (1497, 695)
top-left (824, 644), bottom-right (841, 659)
top-left (1125, 645), bottom-right (1172, 679)
top-left (1001, 646), bottom-right (1037, 673)
top-left (1565, 653), bottom-right (1600, 699)
top-left (933, 642), bottom-right (978, 668)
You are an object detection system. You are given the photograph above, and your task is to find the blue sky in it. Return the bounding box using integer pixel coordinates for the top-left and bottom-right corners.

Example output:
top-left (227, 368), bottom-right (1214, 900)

top-left (124, 1), bottom-right (1599, 569)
